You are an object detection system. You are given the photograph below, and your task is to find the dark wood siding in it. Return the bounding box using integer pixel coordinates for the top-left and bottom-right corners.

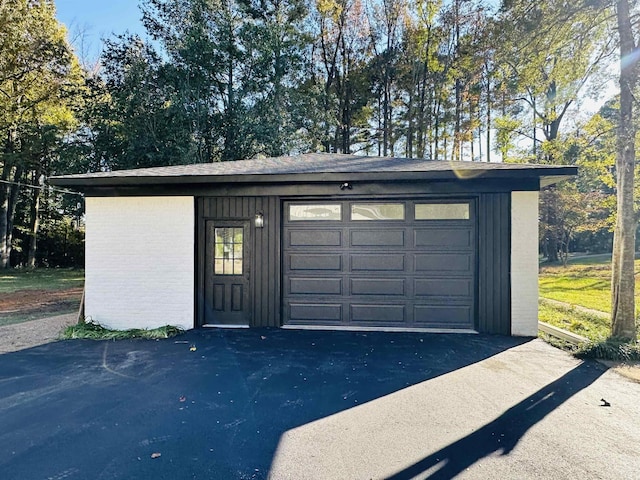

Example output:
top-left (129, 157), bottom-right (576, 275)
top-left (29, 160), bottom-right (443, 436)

top-left (197, 196), bottom-right (281, 327)
top-left (197, 191), bottom-right (512, 334)
top-left (477, 193), bottom-right (511, 335)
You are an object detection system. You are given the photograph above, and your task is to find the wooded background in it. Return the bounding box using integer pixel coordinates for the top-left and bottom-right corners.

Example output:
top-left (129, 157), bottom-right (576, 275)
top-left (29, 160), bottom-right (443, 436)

top-left (0, 0), bottom-right (637, 275)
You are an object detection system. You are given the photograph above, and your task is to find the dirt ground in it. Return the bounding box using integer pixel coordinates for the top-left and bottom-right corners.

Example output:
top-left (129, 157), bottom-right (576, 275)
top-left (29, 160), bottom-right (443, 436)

top-left (0, 313), bottom-right (76, 354)
top-left (0, 287), bottom-right (83, 315)
top-left (0, 287), bottom-right (82, 354)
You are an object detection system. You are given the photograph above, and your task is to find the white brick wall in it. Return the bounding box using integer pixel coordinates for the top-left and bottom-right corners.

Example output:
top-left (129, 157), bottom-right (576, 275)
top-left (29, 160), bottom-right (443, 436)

top-left (511, 191), bottom-right (539, 336)
top-left (85, 196), bottom-right (195, 331)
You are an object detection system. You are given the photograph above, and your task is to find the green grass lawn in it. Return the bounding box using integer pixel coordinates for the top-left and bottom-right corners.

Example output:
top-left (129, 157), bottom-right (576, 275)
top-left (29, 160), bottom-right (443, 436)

top-left (0, 268), bottom-right (84, 294)
top-left (538, 300), bottom-right (611, 340)
top-left (539, 259), bottom-right (640, 314)
top-left (539, 257), bottom-right (640, 342)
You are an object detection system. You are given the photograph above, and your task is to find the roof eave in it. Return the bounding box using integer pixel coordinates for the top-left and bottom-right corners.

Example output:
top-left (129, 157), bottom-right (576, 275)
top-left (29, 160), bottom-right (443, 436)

top-left (50, 166), bottom-right (578, 189)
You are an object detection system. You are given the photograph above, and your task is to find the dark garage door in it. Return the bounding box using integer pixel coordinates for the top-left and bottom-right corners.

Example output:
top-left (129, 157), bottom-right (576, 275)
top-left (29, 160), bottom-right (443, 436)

top-left (283, 200), bottom-right (476, 330)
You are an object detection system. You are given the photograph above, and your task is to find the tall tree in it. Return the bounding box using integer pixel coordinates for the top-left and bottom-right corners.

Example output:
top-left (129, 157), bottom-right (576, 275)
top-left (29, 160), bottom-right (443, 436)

top-left (495, 0), bottom-right (614, 162)
top-left (238, 0), bottom-right (308, 156)
top-left (142, 0), bottom-right (253, 161)
top-left (399, 0), bottom-right (444, 158)
top-left (368, 0), bottom-right (407, 156)
top-left (0, 0), bottom-right (82, 268)
top-left (495, 0), bottom-right (614, 262)
top-left (93, 34), bottom-right (195, 169)
top-left (611, 0), bottom-right (638, 339)
top-left (311, 0), bottom-right (373, 153)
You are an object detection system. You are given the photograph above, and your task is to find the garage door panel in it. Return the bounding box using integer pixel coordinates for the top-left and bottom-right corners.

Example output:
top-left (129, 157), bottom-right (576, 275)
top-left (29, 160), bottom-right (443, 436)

top-left (289, 277), bottom-right (342, 295)
top-left (414, 228), bottom-right (471, 248)
top-left (289, 230), bottom-right (341, 247)
top-left (351, 278), bottom-right (405, 295)
top-left (283, 200), bottom-right (476, 330)
top-left (289, 254), bottom-right (342, 271)
top-left (415, 253), bottom-right (471, 273)
top-left (351, 254), bottom-right (405, 271)
top-left (351, 230), bottom-right (405, 247)
top-left (351, 304), bottom-right (406, 322)
top-left (414, 305), bottom-right (472, 327)
top-left (290, 303), bottom-right (342, 322)
top-left (415, 278), bottom-right (472, 297)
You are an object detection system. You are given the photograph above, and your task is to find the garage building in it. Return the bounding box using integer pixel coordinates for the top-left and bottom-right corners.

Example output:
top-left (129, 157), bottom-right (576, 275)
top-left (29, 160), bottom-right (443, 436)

top-left (51, 153), bottom-right (576, 336)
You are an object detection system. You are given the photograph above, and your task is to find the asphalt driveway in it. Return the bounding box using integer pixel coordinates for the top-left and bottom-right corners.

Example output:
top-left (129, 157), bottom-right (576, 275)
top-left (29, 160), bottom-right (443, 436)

top-left (1, 329), bottom-right (639, 479)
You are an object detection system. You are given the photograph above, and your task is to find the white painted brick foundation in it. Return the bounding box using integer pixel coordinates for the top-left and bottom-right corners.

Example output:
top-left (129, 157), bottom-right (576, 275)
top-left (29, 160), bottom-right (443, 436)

top-left (85, 196), bottom-right (195, 330)
top-left (510, 191), bottom-right (539, 336)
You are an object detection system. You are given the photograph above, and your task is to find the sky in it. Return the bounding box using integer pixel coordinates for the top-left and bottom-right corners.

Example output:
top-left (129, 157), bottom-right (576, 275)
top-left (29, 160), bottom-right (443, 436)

top-left (55, 0), bottom-right (146, 63)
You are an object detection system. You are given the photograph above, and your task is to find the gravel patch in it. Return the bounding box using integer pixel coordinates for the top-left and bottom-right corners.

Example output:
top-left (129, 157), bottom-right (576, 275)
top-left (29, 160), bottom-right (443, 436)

top-left (0, 314), bottom-right (76, 354)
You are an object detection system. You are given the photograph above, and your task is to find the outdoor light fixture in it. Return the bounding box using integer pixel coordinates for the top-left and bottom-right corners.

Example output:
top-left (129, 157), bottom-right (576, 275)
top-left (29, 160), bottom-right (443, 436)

top-left (255, 212), bottom-right (264, 228)
top-left (340, 182), bottom-right (353, 190)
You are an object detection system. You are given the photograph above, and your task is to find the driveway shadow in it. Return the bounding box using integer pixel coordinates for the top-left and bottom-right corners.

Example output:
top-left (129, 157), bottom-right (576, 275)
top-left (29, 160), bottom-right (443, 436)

top-left (0, 329), bottom-right (600, 479)
top-left (386, 361), bottom-right (605, 479)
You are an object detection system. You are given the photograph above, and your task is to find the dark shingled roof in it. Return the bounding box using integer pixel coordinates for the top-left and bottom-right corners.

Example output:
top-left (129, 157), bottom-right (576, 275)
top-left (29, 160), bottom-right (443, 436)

top-left (50, 153), bottom-right (576, 188)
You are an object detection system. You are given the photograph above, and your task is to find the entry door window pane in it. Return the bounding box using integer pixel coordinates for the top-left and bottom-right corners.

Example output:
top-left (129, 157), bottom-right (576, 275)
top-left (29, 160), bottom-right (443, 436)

top-left (415, 203), bottom-right (469, 220)
top-left (289, 204), bottom-right (341, 221)
top-left (351, 203), bottom-right (405, 221)
top-left (214, 227), bottom-right (243, 275)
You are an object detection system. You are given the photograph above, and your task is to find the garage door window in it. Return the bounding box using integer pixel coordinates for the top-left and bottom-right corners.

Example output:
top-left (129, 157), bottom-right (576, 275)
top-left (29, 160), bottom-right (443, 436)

top-left (289, 204), bottom-right (341, 221)
top-left (351, 203), bottom-right (405, 221)
top-left (415, 203), bottom-right (469, 220)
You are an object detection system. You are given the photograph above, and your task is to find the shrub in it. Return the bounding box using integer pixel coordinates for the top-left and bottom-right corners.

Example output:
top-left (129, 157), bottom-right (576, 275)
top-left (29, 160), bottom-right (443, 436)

top-left (575, 337), bottom-right (640, 361)
top-left (62, 320), bottom-right (183, 340)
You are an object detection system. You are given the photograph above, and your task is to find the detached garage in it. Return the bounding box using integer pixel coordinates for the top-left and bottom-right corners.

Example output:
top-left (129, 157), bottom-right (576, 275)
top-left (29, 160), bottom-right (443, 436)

top-left (51, 153), bottom-right (576, 336)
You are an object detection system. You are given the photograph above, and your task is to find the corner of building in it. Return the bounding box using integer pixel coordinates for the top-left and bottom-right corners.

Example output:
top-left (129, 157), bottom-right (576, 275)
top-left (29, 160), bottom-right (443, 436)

top-left (84, 196), bottom-right (195, 331)
top-left (510, 191), bottom-right (539, 337)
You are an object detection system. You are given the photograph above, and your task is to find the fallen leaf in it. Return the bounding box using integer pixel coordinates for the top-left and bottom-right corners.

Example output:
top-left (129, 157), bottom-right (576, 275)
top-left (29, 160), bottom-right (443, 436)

top-left (151, 453), bottom-right (161, 459)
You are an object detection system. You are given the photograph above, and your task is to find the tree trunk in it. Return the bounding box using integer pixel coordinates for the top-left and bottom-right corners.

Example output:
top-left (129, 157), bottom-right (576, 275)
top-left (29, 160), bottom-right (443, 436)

top-left (611, 0), bottom-right (637, 339)
top-left (223, 54), bottom-right (236, 161)
top-left (546, 239), bottom-right (559, 263)
top-left (407, 76), bottom-right (414, 158)
top-left (0, 166), bottom-right (11, 269)
top-left (1, 126), bottom-right (15, 268)
top-left (486, 68), bottom-right (491, 162)
top-left (434, 103), bottom-right (440, 161)
top-left (5, 164), bottom-right (24, 268)
top-left (416, 64), bottom-right (427, 158)
top-left (27, 173), bottom-right (42, 269)
top-left (453, 0), bottom-right (461, 162)
top-left (532, 97), bottom-right (537, 159)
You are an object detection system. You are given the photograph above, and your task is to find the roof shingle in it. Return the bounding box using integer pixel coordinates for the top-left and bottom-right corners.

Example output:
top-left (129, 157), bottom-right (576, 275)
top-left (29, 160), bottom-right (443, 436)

top-left (50, 153), bottom-right (576, 188)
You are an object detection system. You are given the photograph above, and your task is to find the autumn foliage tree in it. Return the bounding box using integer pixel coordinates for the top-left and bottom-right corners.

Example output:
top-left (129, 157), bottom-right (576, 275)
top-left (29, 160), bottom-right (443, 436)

top-left (0, 0), bottom-right (84, 268)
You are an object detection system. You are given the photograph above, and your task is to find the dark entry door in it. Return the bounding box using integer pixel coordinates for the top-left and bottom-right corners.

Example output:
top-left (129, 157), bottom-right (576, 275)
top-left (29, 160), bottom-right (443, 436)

top-left (204, 220), bottom-right (251, 326)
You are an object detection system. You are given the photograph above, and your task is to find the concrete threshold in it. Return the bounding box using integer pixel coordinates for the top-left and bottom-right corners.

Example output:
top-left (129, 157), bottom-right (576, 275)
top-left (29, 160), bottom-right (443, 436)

top-left (282, 325), bottom-right (479, 334)
top-left (202, 324), bottom-right (250, 329)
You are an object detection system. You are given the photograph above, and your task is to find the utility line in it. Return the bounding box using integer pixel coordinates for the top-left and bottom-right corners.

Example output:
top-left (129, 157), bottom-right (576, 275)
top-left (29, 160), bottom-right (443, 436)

top-left (0, 178), bottom-right (84, 197)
